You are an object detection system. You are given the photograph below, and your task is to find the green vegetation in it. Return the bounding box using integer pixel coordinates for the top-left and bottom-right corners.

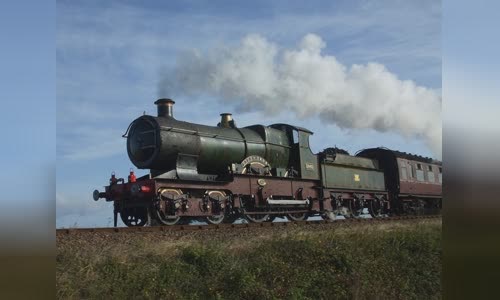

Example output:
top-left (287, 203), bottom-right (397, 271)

top-left (57, 221), bottom-right (441, 299)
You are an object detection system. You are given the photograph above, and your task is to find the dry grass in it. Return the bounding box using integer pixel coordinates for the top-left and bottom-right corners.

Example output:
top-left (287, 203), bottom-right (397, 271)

top-left (57, 219), bottom-right (441, 299)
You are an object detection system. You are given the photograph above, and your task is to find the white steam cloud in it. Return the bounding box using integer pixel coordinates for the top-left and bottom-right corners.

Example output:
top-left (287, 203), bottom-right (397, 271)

top-left (159, 34), bottom-right (441, 157)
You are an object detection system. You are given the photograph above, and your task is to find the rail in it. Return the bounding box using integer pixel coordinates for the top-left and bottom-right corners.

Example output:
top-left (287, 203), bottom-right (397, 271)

top-left (56, 215), bottom-right (441, 235)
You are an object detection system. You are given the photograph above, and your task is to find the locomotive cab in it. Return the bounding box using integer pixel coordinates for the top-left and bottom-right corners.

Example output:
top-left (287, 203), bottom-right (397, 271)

top-left (270, 124), bottom-right (319, 180)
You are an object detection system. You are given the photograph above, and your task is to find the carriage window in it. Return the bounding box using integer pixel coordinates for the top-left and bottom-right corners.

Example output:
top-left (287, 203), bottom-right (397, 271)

top-left (409, 163), bottom-right (415, 178)
top-left (428, 165), bottom-right (433, 171)
top-left (400, 166), bottom-right (408, 180)
top-left (428, 172), bottom-right (435, 182)
top-left (414, 163), bottom-right (424, 181)
top-left (428, 169), bottom-right (435, 182)
top-left (438, 167), bottom-right (442, 183)
top-left (416, 169), bottom-right (425, 181)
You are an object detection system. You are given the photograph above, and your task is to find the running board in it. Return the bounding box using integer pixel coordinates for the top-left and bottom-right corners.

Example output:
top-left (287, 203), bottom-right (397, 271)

top-left (266, 198), bottom-right (310, 205)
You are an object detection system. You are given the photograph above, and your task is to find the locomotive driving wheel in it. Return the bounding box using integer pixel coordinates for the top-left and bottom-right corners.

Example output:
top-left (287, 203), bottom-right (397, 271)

top-left (223, 214), bottom-right (240, 224)
top-left (155, 188), bottom-right (183, 225)
top-left (205, 190), bottom-right (226, 225)
top-left (287, 212), bottom-right (308, 221)
top-left (245, 213), bottom-right (270, 223)
top-left (120, 206), bottom-right (148, 227)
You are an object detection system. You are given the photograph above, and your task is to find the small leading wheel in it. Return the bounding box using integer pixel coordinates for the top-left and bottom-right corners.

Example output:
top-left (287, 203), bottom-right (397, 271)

top-left (245, 213), bottom-right (270, 223)
top-left (120, 207), bottom-right (148, 227)
top-left (287, 212), bottom-right (308, 221)
top-left (368, 199), bottom-right (383, 218)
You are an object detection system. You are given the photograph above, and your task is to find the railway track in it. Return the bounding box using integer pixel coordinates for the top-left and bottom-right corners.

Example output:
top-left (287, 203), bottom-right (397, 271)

top-left (56, 215), bottom-right (440, 235)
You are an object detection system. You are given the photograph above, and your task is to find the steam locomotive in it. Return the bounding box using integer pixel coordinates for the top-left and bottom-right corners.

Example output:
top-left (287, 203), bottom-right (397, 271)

top-left (93, 99), bottom-right (442, 227)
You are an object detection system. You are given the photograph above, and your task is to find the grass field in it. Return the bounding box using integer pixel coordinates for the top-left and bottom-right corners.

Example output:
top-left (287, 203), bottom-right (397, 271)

top-left (57, 220), bottom-right (441, 299)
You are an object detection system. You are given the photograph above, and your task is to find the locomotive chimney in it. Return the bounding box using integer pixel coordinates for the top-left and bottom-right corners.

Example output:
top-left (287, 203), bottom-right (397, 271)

top-left (154, 98), bottom-right (175, 118)
top-left (219, 113), bottom-right (235, 128)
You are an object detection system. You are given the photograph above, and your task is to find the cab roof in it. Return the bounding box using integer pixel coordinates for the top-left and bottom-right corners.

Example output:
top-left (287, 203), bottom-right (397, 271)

top-left (270, 123), bottom-right (313, 134)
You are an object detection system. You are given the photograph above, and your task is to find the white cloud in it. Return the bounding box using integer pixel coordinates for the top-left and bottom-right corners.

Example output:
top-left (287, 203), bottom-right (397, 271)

top-left (161, 34), bottom-right (442, 157)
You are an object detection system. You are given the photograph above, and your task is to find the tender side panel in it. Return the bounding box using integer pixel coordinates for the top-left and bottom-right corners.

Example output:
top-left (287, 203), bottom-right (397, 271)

top-left (320, 163), bottom-right (386, 191)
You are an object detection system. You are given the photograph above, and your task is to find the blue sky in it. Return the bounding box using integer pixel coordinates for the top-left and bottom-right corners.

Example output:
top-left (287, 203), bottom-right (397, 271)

top-left (443, 0), bottom-right (500, 130)
top-left (0, 0), bottom-right (55, 240)
top-left (1, 2), bottom-right (54, 179)
top-left (56, 0), bottom-right (441, 227)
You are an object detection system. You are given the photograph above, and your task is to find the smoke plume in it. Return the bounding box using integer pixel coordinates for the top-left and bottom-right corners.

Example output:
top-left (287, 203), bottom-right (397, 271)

top-left (159, 34), bottom-right (442, 157)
